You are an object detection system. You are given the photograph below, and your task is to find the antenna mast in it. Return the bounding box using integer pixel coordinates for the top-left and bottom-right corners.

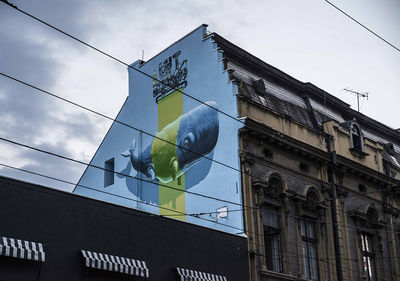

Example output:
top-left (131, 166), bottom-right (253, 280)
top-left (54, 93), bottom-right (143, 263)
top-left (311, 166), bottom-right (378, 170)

top-left (343, 88), bottom-right (369, 112)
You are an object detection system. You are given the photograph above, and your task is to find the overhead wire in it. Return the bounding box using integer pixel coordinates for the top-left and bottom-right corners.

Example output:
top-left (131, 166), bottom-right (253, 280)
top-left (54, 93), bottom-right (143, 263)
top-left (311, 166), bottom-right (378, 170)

top-left (0, 0), bottom-right (398, 235)
top-left (0, 71), bottom-right (250, 195)
top-left (0, 145), bottom-right (398, 239)
top-left (0, 0), bottom-right (396, 210)
top-left (0, 71), bottom-right (393, 217)
top-left (324, 0), bottom-right (400, 53)
top-left (0, 0), bottom-right (243, 125)
top-left (1, 0), bottom-right (399, 274)
top-left (1, 163), bottom-right (397, 279)
top-left (0, 173), bottom-right (393, 280)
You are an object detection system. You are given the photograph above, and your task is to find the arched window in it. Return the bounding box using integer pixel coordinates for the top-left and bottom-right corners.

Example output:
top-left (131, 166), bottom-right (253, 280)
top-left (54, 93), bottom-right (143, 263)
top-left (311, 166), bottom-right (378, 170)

top-left (300, 191), bottom-right (320, 280)
top-left (350, 123), bottom-right (364, 151)
top-left (260, 175), bottom-right (285, 273)
top-left (351, 204), bottom-right (381, 281)
top-left (360, 208), bottom-right (379, 281)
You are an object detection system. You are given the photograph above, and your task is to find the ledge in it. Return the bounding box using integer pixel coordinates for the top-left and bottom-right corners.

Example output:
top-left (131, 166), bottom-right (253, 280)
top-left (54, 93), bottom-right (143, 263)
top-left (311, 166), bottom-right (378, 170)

top-left (349, 148), bottom-right (369, 158)
top-left (260, 270), bottom-right (297, 280)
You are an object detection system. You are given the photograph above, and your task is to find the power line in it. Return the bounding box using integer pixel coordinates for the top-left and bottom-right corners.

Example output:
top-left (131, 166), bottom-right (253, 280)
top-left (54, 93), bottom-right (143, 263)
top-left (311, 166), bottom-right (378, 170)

top-left (0, 71), bottom-right (245, 186)
top-left (0, 146), bottom-right (398, 238)
top-left (0, 0), bottom-right (244, 126)
top-left (0, 136), bottom-right (246, 211)
top-left (0, 170), bottom-right (395, 281)
top-left (1, 0), bottom-right (396, 206)
top-left (5, 70), bottom-right (391, 219)
top-left (0, 70), bottom-right (393, 231)
top-left (1, 1), bottom-right (399, 276)
top-left (1, 161), bottom-right (399, 280)
top-left (0, 163), bottom-right (397, 278)
top-left (2, 0), bottom-right (399, 257)
top-left (324, 0), bottom-right (400, 53)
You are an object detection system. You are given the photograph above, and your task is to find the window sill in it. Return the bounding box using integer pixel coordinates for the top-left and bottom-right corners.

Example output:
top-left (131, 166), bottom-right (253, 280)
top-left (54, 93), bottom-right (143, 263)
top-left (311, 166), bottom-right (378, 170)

top-left (349, 148), bottom-right (369, 158)
top-left (260, 269), bottom-right (297, 280)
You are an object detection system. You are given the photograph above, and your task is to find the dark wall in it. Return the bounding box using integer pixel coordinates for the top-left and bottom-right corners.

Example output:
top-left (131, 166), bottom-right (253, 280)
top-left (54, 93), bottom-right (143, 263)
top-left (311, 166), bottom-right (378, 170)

top-left (0, 177), bottom-right (249, 281)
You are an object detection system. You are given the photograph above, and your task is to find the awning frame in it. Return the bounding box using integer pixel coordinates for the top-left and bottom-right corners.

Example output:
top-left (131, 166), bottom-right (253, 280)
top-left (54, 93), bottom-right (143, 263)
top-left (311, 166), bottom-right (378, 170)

top-left (81, 249), bottom-right (149, 278)
top-left (176, 267), bottom-right (227, 281)
top-left (0, 236), bottom-right (45, 262)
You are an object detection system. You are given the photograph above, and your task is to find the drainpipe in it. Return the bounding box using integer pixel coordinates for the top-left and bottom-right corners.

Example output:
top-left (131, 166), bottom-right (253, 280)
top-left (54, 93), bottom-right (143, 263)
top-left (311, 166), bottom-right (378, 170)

top-left (329, 179), bottom-right (343, 281)
top-left (327, 134), bottom-right (343, 281)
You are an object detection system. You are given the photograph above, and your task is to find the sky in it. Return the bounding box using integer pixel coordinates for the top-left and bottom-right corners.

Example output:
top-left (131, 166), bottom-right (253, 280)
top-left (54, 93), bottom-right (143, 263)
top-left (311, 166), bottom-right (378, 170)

top-left (0, 0), bottom-right (399, 192)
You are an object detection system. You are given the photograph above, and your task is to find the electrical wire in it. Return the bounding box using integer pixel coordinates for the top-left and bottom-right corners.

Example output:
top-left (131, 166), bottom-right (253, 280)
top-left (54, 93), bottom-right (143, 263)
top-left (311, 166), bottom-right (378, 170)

top-left (0, 0), bottom-right (243, 126)
top-left (0, 163), bottom-right (397, 279)
top-left (6, 69), bottom-right (394, 227)
top-left (0, 71), bottom-right (251, 194)
top-left (1, 0), bottom-right (400, 273)
top-left (1, 0), bottom-right (397, 209)
top-left (0, 0), bottom-right (398, 237)
top-left (324, 0), bottom-right (400, 53)
top-left (0, 147), bottom-right (399, 239)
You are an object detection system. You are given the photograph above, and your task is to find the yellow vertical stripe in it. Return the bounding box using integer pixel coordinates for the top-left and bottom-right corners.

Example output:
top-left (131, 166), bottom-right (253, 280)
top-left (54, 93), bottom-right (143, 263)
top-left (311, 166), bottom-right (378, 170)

top-left (157, 90), bottom-right (186, 220)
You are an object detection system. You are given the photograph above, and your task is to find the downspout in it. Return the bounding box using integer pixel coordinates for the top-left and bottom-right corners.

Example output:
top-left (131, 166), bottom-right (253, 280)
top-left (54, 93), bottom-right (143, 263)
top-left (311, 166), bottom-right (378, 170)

top-left (306, 93), bottom-right (343, 280)
top-left (327, 135), bottom-right (343, 281)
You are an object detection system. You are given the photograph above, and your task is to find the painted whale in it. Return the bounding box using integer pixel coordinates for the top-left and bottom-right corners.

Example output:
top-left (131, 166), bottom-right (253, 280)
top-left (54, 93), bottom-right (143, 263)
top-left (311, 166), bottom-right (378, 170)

top-left (122, 101), bottom-right (219, 183)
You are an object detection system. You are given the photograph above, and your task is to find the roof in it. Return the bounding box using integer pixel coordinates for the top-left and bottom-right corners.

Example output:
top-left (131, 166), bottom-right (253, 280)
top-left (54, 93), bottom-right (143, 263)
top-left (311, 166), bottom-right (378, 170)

top-left (211, 32), bottom-right (400, 157)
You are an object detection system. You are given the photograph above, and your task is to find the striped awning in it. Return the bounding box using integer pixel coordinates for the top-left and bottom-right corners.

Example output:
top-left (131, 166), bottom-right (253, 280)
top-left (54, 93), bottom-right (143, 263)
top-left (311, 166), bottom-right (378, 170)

top-left (176, 267), bottom-right (227, 281)
top-left (0, 236), bottom-right (45, 262)
top-left (81, 250), bottom-right (149, 278)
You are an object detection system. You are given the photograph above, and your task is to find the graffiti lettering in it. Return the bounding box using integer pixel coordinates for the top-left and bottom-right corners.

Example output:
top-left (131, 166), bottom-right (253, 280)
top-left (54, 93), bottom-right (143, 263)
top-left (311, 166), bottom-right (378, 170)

top-left (153, 51), bottom-right (188, 102)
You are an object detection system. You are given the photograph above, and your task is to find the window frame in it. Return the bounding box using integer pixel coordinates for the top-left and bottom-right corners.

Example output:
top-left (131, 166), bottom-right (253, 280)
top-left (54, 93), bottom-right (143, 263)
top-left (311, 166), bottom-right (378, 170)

top-left (360, 232), bottom-right (376, 281)
top-left (349, 123), bottom-right (365, 152)
top-left (300, 219), bottom-right (319, 281)
top-left (261, 206), bottom-right (283, 273)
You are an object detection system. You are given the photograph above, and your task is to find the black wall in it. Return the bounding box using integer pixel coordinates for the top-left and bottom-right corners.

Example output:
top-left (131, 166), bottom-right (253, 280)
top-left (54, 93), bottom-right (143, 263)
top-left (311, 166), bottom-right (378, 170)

top-left (0, 177), bottom-right (249, 281)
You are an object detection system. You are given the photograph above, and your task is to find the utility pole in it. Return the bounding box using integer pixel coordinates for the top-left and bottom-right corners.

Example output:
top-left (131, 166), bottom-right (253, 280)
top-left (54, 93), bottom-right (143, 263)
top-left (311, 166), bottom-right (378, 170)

top-left (343, 88), bottom-right (369, 112)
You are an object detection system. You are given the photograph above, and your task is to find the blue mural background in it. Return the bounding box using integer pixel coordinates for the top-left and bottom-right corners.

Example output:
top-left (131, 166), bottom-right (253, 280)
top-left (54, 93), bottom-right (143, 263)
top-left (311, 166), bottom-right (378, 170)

top-left (74, 25), bottom-right (244, 234)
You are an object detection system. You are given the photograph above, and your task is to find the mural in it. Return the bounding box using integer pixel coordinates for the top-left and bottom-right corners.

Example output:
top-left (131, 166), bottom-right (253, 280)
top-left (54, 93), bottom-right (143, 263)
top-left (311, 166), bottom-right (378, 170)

top-left (121, 101), bottom-right (219, 184)
top-left (74, 25), bottom-right (243, 235)
top-left (153, 50), bottom-right (188, 102)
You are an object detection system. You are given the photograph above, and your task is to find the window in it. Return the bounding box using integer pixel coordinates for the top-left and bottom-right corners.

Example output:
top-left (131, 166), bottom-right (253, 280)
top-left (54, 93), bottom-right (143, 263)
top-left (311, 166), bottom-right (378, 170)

top-left (351, 206), bottom-right (382, 281)
top-left (261, 207), bottom-right (282, 272)
top-left (361, 208), bottom-right (378, 281)
top-left (360, 233), bottom-right (376, 281)
top-left (104, 158), bottom-right (115, 187)
top-left (301, 219), bottom-right (318, 280)
top-left (350, 123), bottom-right (363, 151)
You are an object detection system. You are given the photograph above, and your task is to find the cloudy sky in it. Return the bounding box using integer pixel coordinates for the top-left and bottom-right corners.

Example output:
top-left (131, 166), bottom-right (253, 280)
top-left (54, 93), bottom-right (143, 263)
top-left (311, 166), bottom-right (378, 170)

top-left (0, 0), bottom-right (399, 192)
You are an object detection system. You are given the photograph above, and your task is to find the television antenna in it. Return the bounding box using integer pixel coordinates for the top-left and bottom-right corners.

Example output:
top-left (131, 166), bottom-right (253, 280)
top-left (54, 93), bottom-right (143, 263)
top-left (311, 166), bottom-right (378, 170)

top-left (343, 88), bottom-right (369, 112)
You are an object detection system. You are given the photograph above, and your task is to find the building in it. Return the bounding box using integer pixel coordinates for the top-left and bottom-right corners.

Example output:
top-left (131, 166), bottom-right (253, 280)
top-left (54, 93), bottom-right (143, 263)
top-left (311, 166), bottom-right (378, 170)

top-left (0, 176), bottom-right (249, 281)
top-left (212, 32), bottom-right (400, 280)
top-left (2, 24), bottom-right (400, 281)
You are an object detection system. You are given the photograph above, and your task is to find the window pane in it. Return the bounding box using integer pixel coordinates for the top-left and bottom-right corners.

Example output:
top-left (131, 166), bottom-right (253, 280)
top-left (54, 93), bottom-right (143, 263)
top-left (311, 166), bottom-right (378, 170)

top-left (265, 231), bottom-right (282, 272)
top-left (365, 235), bottom-right (370, 252)
top-left (363, 256), bottom-right (369, 280)
top-left (361, 234), bottom-right (366, 251)
top-left (306, 221), bottom-right (315, 239)
top-left (300, 220), bottom-right (306, 236)
top-left (369, 257), bottom-right (376, 281)
top-left (308, 242), bottom-right (318, 280)
top-left (261, 208), bottom-right (279, 228)
top-left (302, 241), bottom-right (310, 278)
top-left (272, 235), bottom-right (282, 272)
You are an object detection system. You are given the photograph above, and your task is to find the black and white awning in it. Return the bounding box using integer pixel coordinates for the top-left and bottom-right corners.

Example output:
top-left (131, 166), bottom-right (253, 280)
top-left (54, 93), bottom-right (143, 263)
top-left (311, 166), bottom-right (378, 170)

top-left (176, 267), bottom-right (227, 281)
top-left (81, 250), bottom-right (149, 278)
top-left (0, 236), bottom-right (45, 262)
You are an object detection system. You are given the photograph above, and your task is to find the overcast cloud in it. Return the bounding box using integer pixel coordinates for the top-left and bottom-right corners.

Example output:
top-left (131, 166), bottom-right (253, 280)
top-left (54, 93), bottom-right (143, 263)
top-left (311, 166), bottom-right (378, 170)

top-left (0, 0), bottom-right (399, 191)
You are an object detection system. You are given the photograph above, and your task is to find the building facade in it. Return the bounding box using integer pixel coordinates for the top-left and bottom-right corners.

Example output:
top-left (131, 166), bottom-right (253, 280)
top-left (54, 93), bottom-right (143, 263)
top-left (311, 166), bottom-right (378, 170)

top-left (212, 33), bottom-right (400, 280)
